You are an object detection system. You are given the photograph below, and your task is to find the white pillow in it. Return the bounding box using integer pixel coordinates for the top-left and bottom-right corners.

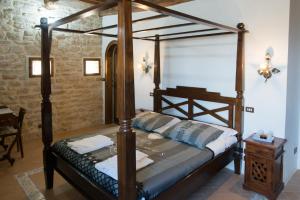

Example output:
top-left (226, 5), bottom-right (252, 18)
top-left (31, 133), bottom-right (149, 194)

top-left (153, 117), bottom-right (181, 134)
top-left (189, 120), bottom-right (238, 137)
top-left (148, 133), bottom-right (164, 140)
top-left (206, 135), bottom-right (237, 156)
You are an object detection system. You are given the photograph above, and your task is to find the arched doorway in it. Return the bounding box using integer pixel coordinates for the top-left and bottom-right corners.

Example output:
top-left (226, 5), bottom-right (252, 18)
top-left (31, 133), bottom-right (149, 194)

top-left (105, 41), bottom-right (118, 124)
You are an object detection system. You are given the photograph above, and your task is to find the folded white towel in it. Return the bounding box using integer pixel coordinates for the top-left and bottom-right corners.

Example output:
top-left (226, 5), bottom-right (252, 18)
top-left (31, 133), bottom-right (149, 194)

top-left (206, 135), bottom-right (226, 156)
top-left (0, 108), bottom-right (13, 115)
top-left (206, 135), bottom-right (237, 156)
top-left (67, 135), bottom-right (114, 154)
top-left (95, 150), bottom-right (154, 180)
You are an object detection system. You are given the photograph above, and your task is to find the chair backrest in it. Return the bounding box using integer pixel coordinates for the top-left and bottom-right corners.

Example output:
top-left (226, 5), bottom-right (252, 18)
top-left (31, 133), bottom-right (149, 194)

top-left (18, 108), bottom-right (26, 130)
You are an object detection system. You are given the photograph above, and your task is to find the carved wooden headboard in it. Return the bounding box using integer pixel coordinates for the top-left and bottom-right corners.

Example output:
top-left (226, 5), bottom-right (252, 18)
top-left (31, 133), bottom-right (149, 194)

top-left (154, 86), bottom-right (238, 129)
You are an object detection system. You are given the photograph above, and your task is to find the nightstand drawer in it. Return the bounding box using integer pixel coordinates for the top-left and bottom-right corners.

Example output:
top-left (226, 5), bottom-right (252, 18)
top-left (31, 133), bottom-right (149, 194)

top-left (245, 145), bottom-right (274, 159)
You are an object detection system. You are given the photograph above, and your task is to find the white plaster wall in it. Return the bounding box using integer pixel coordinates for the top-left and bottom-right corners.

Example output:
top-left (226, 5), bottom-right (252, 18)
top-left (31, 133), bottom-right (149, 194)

top-left (161, 0), bottom-right (290, 139)
top-left (286, 0), bottom-right (300, 171)
top-left (102, 0), bottom-right (292, 181)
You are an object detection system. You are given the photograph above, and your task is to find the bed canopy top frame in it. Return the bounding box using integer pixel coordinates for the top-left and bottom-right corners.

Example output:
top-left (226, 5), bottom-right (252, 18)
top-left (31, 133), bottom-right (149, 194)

top-left (39, 0), bottom-right (246, 199)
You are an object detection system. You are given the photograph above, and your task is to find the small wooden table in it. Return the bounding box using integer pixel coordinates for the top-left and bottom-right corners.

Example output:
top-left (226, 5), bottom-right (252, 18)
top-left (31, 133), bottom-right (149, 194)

top-left (243, 135), bottom-right (286, 200)
top-left (0, 106), bottom-right (17, 126)
top-left (0, 106), bottom-right (18, 165)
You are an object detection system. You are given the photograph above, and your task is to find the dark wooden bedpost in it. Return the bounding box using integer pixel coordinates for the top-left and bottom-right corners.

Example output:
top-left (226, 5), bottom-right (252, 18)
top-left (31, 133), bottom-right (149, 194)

top-left (116, 0), bottom-right (136, 200)
top-left (234, 23), bottom-right (245, 175)
top-left (153, 35), bottom-right (161, 112)
top-left (40, 17), bottom-right (54, 189)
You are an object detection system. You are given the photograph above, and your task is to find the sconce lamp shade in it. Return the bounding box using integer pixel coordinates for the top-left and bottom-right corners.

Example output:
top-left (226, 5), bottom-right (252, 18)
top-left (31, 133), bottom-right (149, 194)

top-left (141, 56), bottom-right (152, 74)
top-left (258, 53), bottom-right (280, 82)
top-left (44, 0), bottom-right (58, 10)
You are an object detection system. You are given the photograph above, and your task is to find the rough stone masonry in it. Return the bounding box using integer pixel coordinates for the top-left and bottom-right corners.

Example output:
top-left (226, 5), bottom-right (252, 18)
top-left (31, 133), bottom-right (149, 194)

top-left (0, 0), bottom-right (104, 139)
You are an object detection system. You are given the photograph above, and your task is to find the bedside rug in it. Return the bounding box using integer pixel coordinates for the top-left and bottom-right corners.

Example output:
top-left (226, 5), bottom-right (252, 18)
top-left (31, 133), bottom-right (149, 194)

top-left (15, 168), bottom-right (45, 200)
top-left (14, 167), bottom-right (85, 200)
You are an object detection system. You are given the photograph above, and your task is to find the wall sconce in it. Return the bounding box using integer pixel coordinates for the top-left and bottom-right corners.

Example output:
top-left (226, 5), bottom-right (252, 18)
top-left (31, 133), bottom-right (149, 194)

top-left (140, 56), bottom-right (152, 74)
top-left (258, 53), bottom-right (280, 82)
top-left (44, 0), bottom-right (58, 10)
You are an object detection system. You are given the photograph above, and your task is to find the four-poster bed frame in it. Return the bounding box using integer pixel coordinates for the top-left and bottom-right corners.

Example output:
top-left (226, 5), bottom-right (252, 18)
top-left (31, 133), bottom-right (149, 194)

top-left (39, 0), bottom-right (246, 199)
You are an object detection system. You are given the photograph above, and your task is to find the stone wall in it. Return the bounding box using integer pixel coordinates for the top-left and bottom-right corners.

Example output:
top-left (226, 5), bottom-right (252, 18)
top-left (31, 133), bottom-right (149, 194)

top-left (0, 0), bottom-right (104, 139)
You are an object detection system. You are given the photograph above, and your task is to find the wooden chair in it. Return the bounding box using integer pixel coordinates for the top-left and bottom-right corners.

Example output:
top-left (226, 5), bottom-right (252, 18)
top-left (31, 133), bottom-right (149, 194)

top-left (16, 108), bottom-right (26, 158)
top-left (0, 108), bottom-right (26, 165)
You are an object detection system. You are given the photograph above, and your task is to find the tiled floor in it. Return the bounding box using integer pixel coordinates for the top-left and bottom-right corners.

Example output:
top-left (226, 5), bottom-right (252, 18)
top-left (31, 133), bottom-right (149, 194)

top-left (0, 126), bottom-right (299, 200)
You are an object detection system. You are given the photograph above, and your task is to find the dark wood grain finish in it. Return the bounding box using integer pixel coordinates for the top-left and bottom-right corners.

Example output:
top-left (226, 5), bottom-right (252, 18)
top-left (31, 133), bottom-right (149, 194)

top-left (133, 22), bottom-right (196, 33)
top-left (156, 86), bottom-right (237, 128)
top-left (79, 0), bottom-right (193, 16)
top-left (0, 113), bottom-right (18, 127)
top-left (0, 108), bottom-right (20, 166)
top-left (85, 14), bottom-right (168, 34)
top-left (80, 0), bottom-right (191, 7)
top-left (40, 18), bottom-right (54, 189)
top-left (159, 31), bottom-right (235, 41)
top-left (141, 28), bottom-right (218, 39)
top-left (153, 35), bottom-right (161, 112)
top-left (235, 23), bottom-right (246, 134)
top-left (243, 136), bottom-right (286, 200)
top-left (234, 23), bottom-right (246, 174)
top-left (116, 0), bottom-right (136, 199)
top-left (39, 1), bottom-right (246, 199)
top-left (105, 41), bottom-right (118, 124)
top-left (52, 27), bottom-right (155, 41)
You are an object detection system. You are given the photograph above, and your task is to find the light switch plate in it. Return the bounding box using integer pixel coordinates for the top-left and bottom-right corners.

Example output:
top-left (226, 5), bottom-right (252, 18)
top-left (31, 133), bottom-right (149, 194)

top-left (245, 107), bottom-right (254, 113)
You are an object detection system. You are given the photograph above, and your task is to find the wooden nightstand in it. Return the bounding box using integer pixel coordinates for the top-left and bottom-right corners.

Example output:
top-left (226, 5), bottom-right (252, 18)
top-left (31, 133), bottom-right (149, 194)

top-left (243, 135), bottom-right (286, 200)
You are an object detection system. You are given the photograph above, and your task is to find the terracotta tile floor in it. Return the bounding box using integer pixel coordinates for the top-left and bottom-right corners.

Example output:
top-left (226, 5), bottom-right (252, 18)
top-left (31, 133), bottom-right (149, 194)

top-left (0, 126), bottom-right (299, 200)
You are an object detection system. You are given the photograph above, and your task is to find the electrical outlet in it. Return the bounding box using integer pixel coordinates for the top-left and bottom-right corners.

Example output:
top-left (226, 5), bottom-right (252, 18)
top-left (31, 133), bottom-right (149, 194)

top-left (294, 147), bottom-right (298, 154)
top-left (245, 107), bottom-right (254, 113)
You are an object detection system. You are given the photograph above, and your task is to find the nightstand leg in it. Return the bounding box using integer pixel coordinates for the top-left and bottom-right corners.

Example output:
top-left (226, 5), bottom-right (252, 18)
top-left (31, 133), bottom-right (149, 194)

top-left (234, 157), bottom-right (241, 174)
top-left (234, 144), bottom-right (242, 174)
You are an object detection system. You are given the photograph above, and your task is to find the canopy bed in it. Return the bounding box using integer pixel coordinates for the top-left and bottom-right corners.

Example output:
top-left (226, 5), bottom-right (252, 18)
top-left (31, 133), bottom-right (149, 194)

top-left (37, 0), bottom-right (246, 199)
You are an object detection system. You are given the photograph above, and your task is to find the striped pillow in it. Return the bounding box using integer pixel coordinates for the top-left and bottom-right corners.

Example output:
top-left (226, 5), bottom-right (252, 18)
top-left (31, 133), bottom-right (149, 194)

top-left (132, 112), bottom-right (176, 132)
top-left (162, 120), bottom-right (224, 149)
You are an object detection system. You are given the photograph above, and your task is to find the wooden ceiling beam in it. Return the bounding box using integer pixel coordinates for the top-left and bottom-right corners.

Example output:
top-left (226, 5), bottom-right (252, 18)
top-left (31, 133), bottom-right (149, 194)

top-left (85, 14), bottom-right (167, 34)
top-left (79, 0), bottom-right (193, 16)
top-left (79, 0), bottom-right (192, 7)
top-left (50, 0), bottom-right (117, 29)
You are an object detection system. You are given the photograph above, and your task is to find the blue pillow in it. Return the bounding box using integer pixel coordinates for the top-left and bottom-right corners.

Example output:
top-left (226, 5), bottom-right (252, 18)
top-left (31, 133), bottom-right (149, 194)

top-left (162, 121), bottom-right (224, 149)
top-left (132, 112), bottom-right (175, 132)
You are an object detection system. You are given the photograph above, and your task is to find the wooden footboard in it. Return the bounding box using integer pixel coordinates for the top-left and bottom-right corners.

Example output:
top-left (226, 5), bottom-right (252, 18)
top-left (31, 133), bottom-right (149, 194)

top-left (51, 150), bottom-right (116, 200)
